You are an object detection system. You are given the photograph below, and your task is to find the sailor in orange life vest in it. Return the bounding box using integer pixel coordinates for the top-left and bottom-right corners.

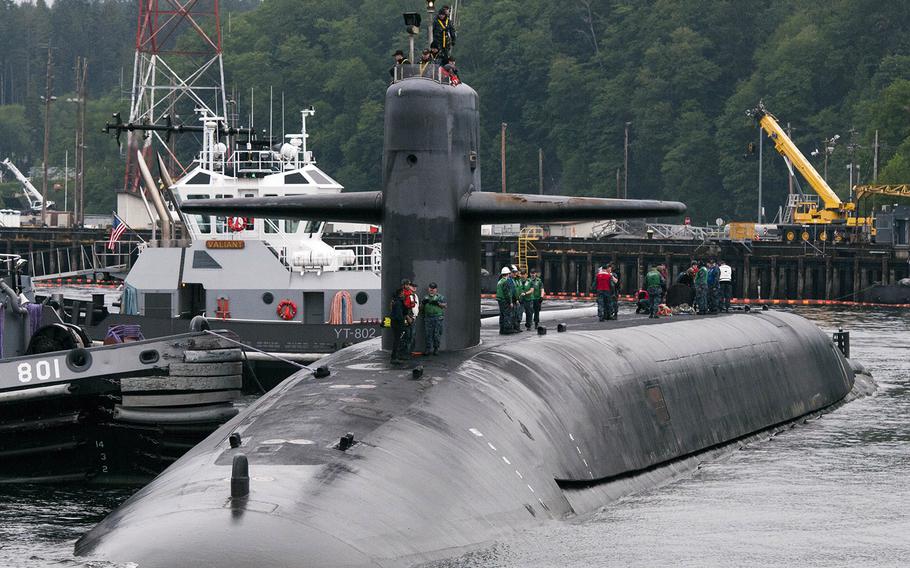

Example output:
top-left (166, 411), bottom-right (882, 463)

top-left (389, 279), bottom-right (418, 365)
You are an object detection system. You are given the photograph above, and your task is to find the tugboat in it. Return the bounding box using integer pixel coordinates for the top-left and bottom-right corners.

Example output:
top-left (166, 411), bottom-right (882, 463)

top-left (72, 110), bottom-right (381, 367)
top-left (1, 254), bottom-right (244, 484)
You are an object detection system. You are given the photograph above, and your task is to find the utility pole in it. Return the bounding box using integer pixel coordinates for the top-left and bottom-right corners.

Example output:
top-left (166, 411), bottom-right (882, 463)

top-left (70, 57), bottom-right (88, 226)
top-left (500, 122), bottom-right (507, 193)
top-left (64, 149), bottom-right (68, 213)
top-left (847, 127), bottom-right (860, 200)
top-left (623, 122), bottom-right (631, 199)
top-left (757, 123), bottom-right (763, 223)
top-left (41, 45), bottom-right (56, 227)
top-left (873, 129), bottom-right (879, 183)
top-left (538, 148), bottom-right (544, 195)
top-left (616, 168), bottom-right (621, 198)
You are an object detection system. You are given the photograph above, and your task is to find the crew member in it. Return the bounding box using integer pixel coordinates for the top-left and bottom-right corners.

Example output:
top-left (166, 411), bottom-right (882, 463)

top-left (422, 282), bottom-right (447, 355)
top-left (694, 262), bottom-right (708, 314)
top-left (609, 262), bottom-right (621, 320)
top-left (403, 281), bottom-right (419, 355)
top-left (496, 267), bottom-right (517, 334)
top-left (527, 268), bottom-right (544, 329)
top-left (677, 261), bottom-right (698, 286)
top-left (718, 260), bottom-right (733, 312)
top-left (509, 266), bottom-right (522, 331)
top-left (442, 57), bottom-right (460, 85)
top-left (432, 5), bottom-right (456, 60)
top-left (389, 279), bottom-right (410, 364)
top-left (645, 265), bottom-right (665, 319)
top-left (707, 260), bottom-right (720, 313)
top-left (518, 269), bottom-right (535, 331)
top-left (418, 49), bottom-right (434, 77)
top-left (389, 49), bottom-right (409, 79)
top-left (429, 42), bottom-right (445, 66)
top-left (594, 265), bottom-right (617, 321)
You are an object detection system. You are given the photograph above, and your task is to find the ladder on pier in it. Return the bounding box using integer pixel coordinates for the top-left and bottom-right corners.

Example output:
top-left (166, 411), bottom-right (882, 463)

top-left (517, 226), bottom-right (544, 272)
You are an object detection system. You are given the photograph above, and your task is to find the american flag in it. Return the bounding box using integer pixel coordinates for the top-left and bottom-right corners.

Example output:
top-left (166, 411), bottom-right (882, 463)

top-left (107, 215), bottom-right (128, 251)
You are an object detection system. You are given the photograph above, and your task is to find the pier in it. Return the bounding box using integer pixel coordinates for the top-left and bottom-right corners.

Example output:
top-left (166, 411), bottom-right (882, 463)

top-left (482, 235), bottom-right (908, 302)
top-left (5, 226), bottom-right (908, 302)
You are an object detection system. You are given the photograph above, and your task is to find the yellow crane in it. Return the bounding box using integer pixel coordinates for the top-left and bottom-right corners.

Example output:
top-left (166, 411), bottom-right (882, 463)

top-left (853, 184), bottom-right (910, 201)
top-left (747, 102), bottom-right (872, 243)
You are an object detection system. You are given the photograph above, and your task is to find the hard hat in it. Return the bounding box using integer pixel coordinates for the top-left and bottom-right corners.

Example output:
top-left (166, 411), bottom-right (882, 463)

top-left (501, 267), bottom-right (511, 275)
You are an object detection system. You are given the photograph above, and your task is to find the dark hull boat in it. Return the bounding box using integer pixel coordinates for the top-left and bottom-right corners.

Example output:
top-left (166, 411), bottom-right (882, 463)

top-left (76, 49), bottom-right (861, 567)
top-left (2, 256), bottom-right (244, 484)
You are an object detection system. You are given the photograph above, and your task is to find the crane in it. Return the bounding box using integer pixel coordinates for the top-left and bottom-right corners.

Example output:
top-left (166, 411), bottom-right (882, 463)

top-left (853, 184), bottom-right (910, 201)
top-left (1, 158), bottom-right (54, 212)
top-left (747, 102), bottom-right (870, 243)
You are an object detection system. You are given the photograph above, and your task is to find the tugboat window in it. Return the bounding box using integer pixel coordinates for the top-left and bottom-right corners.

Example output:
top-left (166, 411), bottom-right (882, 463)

top-left (356, 292), bottom-right (369, 305)
top-left (262, 292), bottom-right (274, 304)
top-left (187, 195), bottom-right (211, 233)
top-left (214, 194), bottom-right (231, 233)
top-left (264, 194), bottom-right (279, 233)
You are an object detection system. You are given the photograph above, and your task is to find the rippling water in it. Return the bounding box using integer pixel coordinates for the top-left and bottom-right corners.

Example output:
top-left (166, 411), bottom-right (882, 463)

top-left (1, 307), bottom-right (907, 567)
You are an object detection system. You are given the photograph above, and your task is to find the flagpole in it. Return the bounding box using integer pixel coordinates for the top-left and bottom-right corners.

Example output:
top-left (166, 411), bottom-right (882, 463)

top-left (112, 211), bottom-right (147, 244)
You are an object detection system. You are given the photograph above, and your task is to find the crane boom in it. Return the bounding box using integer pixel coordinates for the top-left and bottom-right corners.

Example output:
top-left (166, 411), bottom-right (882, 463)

top-left (747, 103), bottom-right (852, 214)
top-left (854, 184), bottom-right (910, 202)
top-left (1, 158), bottom-right (53, 212)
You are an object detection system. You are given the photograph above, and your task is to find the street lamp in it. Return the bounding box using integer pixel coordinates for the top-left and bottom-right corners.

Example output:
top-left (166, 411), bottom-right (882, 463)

top-left (403, 12), bottom-right (421, 63)
top-left (818, 134), bottom-right (839, 181)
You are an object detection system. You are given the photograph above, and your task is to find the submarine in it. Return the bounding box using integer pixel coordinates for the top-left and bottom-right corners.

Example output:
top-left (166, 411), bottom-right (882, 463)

top-left (75, 67), bottom-right (856, 567)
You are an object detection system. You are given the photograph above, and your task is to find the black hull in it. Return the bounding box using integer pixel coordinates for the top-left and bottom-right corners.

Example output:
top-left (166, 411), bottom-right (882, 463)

top-left (860, 284), bottom-right (910, 305)
top-left (77, 311), bottom-right (856, 566)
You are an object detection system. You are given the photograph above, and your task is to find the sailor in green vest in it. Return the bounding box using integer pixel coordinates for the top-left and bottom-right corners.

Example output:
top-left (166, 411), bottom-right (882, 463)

top-left (421, 282), bottom-right (447, 355)
top-left (525, 268), bottom-right (544, 330)
top-left (510, 266), bottom-right (523, 331)
top-left (517, 269), bottom-right (533, 330)
top-left (645, 265), bottom-right (666, 319)
top-left (496, 266), bottom-right (517, 334)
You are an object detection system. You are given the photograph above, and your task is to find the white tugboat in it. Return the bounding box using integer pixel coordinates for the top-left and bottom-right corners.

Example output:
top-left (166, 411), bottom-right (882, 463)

top-left (0, 254), bottom-right (245, 484)
top-left (78, 110), bottom-right (382, 365)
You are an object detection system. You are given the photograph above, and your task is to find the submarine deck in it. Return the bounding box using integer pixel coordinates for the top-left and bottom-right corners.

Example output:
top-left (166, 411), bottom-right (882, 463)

top-left (218, 308), bottom-right (736, 467)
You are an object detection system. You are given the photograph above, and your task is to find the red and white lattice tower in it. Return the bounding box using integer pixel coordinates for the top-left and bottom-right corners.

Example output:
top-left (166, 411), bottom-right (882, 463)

top-left (119, 0), bottom-right (227, 227)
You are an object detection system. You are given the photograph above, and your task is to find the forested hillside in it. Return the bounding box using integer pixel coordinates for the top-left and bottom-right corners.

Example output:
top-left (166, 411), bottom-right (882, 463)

top-left (1, 0), bottom-right (909, 222)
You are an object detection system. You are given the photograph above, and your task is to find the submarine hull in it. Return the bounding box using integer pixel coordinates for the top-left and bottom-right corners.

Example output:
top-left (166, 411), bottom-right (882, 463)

top-left (76, 311), bottom-right (853, 567)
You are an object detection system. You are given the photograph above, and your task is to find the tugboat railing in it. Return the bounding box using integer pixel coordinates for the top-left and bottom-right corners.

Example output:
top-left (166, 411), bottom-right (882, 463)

top-left (27, 241), bottom-right (140, 280)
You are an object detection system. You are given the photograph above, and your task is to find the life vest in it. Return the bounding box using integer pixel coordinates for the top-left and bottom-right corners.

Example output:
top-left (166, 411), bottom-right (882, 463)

top-left (595, 272), bottom-right (614, 292)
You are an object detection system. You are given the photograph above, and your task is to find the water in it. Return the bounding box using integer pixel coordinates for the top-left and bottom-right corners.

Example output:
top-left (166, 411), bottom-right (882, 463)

top-left (1, 307), bottom-right (907, 567)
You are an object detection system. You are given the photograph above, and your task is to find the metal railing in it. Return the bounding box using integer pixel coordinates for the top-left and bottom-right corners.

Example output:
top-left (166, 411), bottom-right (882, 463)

top-left (645, 223), bottom-right (725, 241)
top-left (392, 63), bottom-right (456, 85)
top-left (336, 243), bottom-right (381, 273)
top-left (27, 240), bottom-right (140, 280)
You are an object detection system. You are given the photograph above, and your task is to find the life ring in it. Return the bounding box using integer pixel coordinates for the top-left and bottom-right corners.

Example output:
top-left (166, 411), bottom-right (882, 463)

top-left (276, 299), bottom-right (298, 320)
top-left (227, 216), bottom-right (246, 232)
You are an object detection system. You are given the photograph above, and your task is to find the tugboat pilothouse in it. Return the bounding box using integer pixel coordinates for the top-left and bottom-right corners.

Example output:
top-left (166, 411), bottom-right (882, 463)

top-left (83, 110), bottom-right (382, 364)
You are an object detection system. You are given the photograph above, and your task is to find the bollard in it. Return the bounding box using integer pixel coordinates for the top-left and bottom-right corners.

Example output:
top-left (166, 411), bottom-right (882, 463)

top-left (230, 454), bottom-right (250, 498)
top-left (833, 329), bottom-right (850, 358)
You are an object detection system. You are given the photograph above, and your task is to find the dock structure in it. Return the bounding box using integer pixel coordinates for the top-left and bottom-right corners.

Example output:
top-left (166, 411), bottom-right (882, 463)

top-left (4, 227), bottom-right (909, 303)
top-left (482, 236), bottom-right (909, 302)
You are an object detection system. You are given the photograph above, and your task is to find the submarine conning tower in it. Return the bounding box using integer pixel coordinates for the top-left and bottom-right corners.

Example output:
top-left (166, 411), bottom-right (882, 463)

top-left (381, 79), bottom-right (484, 350)
top-left (178, 75), bottom-right (685, 352)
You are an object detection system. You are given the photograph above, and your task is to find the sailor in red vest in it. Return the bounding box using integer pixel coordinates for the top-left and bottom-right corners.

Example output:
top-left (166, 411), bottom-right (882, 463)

top-left (594, 265), bottom-right (618, 321)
